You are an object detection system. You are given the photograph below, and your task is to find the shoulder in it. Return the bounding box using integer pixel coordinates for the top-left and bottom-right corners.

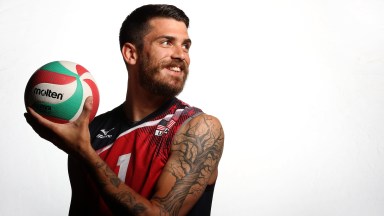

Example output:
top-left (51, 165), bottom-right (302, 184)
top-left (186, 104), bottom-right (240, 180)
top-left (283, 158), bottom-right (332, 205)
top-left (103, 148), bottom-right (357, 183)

top-left (174, 98), bottom-right (223, 142)
top-left (186, 113), bottom-right (223, 132)
top-left (174, 98), bottom-right (203, 118)
top-left (173, 113), bottom-right (224, 152)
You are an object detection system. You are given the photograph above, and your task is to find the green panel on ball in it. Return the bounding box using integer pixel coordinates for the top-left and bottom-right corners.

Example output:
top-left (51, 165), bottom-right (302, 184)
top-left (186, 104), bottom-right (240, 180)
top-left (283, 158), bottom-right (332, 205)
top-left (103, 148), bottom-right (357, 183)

top-left (33, 78), bottom-right (84, 120)
top-left (40, 61), bottom-right (79, 78)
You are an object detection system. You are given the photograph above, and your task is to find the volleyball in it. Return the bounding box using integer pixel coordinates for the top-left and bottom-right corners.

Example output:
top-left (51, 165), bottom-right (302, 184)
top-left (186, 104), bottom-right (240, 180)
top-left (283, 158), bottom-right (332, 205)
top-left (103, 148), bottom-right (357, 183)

top-left (24, 60), bottom-right (100, 123)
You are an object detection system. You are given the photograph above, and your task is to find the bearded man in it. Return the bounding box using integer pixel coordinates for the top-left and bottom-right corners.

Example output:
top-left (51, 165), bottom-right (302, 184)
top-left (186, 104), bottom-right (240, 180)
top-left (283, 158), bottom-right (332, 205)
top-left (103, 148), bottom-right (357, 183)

top-left (25, 4), bottom-right (224, 216)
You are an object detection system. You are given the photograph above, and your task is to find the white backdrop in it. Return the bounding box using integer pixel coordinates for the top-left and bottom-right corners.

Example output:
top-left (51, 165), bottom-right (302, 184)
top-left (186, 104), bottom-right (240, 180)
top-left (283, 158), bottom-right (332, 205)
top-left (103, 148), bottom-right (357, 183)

top-left (1, 0), bottom-right (384, 215)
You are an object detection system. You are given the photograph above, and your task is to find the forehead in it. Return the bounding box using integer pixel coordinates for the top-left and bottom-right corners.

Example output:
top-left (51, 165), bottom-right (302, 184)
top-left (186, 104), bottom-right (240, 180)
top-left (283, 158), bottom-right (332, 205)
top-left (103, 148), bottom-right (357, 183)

top-left (145, 17), bottom-right (189, 39)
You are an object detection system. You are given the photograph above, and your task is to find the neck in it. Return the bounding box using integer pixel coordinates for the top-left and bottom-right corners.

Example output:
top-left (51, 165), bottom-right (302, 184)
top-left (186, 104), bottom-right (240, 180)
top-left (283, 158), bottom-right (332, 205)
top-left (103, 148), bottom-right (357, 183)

top-left (124, 81), bottom-right (171, 122)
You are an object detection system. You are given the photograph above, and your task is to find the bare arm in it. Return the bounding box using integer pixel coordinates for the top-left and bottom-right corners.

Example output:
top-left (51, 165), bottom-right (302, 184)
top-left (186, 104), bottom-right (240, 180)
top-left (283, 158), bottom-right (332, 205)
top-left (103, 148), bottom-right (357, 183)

top-left (152, 114), bottom-right (224, 215)
top-left (25, 98), bottom-right (224, 215)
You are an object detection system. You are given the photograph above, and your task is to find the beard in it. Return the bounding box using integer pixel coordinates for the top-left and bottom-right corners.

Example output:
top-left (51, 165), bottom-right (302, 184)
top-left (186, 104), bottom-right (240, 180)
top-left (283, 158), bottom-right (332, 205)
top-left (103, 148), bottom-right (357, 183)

top-left (138, 54), bottom-right (189, 98)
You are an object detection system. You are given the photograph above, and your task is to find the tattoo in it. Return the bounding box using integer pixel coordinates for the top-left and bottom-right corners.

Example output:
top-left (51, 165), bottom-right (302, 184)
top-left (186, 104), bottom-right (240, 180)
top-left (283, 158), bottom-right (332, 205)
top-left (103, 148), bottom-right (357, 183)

top-left (95, 161), bottom-right (147, 215)
top-left (95, 161), bottom-right (121, 187)
top-left (153, 115), bottom-right (224, 215)
top-left (112, 191), bottom-right (147, 215)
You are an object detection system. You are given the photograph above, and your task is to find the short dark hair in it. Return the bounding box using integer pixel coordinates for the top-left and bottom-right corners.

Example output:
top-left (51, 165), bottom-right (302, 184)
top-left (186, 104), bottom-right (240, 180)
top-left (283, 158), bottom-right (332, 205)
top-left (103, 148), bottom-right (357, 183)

top-left (119, 4), bottom-right (189, 50)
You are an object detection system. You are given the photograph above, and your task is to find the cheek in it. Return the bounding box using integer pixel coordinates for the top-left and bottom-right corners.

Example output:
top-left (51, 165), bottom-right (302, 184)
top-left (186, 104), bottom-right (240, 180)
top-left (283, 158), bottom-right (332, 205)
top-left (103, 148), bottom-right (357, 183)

top-left (151, 47), bottom-right (169, 58)
top-left (185, 56), bottom-right (191, 65)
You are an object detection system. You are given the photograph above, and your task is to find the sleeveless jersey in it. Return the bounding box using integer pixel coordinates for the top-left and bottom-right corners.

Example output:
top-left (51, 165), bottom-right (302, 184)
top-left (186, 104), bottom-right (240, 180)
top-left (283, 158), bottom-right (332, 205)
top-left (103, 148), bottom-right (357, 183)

top-left (75, 97), bottom-right (212, 215)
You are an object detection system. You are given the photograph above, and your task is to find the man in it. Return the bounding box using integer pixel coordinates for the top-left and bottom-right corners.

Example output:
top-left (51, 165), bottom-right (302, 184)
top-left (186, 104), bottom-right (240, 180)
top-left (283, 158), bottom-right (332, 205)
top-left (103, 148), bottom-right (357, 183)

top-left (25, 4), bottom-right (224, 216)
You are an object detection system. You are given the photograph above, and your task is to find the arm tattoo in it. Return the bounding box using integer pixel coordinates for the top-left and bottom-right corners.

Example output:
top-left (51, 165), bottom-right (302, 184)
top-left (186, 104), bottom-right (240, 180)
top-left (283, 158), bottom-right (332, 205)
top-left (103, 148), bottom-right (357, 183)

top-left (111, 191), bottom-right (146, 215)
top-left (95, 161), bottom-right (147, 215)
top-left (95, 161), bottom-right (121, 187)
top-left (153, 115), bottom-right (224, 215)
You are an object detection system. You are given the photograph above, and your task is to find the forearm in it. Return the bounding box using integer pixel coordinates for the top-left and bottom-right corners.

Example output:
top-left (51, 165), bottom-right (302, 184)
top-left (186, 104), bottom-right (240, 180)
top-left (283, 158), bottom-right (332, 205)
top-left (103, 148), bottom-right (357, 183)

top-left (78, 148), bottom-right (161, 216)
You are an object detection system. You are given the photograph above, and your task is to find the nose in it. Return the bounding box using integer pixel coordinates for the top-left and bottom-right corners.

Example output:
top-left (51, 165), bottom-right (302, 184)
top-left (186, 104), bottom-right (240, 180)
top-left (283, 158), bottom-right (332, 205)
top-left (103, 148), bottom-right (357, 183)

top-left (171, 45), bottom-right (187, 61)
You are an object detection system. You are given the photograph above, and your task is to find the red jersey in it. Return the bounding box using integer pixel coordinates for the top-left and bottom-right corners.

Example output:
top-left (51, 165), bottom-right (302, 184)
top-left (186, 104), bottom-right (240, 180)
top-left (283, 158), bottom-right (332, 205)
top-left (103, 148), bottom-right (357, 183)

top-left (69, 98), bottom-right (204, 215)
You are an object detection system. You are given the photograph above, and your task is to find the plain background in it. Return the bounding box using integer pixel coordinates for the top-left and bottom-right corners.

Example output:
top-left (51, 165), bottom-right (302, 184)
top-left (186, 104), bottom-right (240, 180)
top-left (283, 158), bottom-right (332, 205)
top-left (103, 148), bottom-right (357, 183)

top-left (1, 0), bottom-right (384, 215)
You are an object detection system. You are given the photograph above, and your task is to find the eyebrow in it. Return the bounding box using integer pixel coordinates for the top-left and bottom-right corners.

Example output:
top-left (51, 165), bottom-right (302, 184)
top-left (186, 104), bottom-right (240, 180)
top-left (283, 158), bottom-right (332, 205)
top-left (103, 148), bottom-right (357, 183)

top-left (157, 35), bottom-right (192, 45)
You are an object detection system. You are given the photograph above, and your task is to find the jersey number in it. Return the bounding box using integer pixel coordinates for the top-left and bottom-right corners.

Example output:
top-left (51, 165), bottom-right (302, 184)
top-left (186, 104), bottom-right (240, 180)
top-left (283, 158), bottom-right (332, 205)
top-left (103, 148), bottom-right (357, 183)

top-left (117, 153), bottom-right (131, 181)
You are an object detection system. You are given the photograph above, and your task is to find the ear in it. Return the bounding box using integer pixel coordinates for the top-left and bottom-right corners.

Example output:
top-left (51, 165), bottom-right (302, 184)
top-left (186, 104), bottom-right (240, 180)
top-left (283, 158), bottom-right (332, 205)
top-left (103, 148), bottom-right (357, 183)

top-left (122, 43), bottom-right (138, 65)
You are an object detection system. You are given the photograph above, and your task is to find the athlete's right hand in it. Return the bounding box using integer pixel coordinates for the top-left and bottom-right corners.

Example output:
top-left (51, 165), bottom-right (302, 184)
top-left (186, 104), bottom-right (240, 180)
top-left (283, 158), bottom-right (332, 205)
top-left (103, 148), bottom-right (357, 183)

top-left (24, 96), bottom-right (94, 157)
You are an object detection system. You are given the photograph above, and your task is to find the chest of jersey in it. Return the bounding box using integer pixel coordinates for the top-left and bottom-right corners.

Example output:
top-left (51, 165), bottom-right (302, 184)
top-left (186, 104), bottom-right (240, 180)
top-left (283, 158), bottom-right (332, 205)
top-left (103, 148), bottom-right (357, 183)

top-left (96, 120), bottom-right (173, 197)
top-left (91, 105), bottom-right (201, 198)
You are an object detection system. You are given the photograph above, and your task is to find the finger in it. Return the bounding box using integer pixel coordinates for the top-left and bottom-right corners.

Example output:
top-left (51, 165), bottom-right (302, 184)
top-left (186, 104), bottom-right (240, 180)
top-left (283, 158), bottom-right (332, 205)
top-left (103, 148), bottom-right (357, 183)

top-left (77, 96), bottom-right (93, 124)
top-left (26, 106), bottom-right (57, 128)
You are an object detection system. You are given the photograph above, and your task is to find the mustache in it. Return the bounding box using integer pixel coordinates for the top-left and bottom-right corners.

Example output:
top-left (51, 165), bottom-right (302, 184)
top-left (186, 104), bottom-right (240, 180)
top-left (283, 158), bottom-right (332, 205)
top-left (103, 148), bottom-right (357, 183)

top-left (162, 59), bottom-right (188, 71)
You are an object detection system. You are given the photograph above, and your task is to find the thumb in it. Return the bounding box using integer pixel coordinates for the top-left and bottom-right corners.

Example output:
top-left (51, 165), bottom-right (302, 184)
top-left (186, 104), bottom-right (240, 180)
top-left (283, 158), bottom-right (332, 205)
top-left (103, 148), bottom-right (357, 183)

top-left (77, 96), bottom-right (93, 124)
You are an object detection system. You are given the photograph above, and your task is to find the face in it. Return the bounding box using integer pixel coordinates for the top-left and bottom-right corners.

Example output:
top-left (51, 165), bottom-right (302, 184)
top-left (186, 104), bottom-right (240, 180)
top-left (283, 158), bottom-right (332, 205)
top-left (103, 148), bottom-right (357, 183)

top-left (138, 18), bottom-right (191, 98)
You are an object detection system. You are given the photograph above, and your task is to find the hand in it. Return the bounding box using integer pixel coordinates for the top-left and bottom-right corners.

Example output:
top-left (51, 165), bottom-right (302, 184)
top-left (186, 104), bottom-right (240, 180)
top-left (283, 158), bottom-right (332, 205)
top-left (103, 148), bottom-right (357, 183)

top-left (24, 96), bottom-right (94, 157)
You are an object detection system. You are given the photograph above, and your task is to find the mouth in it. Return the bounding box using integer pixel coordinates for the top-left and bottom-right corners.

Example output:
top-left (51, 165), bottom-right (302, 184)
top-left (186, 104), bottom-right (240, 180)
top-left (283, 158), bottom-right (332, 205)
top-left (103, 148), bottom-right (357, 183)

top-left (164, 63), bottom-right (186, 76)
top-left (161, 60), bottom-right (188, 78)
top-left (168, 66), bottom-right (182, 72)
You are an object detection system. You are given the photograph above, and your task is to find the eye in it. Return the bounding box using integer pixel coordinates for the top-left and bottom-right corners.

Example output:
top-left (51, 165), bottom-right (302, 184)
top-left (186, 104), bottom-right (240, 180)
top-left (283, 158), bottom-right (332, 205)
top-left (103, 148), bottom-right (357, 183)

top-left (182, 43), bottom-right (191, 52)
top-left (160, 40), bottom-right (172, 47)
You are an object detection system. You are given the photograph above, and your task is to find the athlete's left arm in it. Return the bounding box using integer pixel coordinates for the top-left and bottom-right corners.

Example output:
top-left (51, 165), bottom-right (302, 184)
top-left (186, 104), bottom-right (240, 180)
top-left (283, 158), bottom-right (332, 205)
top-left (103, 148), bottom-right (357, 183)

top-left (150, 113), bottom-right (225, 215)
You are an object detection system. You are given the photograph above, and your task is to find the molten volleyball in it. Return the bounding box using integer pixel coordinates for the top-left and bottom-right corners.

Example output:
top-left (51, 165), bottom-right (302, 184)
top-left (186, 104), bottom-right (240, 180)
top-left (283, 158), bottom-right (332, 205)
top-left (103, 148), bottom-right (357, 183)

top-left (24, 60), bottom-right (100, 123)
